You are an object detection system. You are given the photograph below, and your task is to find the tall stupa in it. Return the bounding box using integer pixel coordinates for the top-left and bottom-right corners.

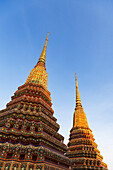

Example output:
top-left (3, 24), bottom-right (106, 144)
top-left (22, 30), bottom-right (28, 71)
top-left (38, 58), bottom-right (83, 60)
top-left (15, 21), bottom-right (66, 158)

top-left (0, 33), bottom-right (70, 170)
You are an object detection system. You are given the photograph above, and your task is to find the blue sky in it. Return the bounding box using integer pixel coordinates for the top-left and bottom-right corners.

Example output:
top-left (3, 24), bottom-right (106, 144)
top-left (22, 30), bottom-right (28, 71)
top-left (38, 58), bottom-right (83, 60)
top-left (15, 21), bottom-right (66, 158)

top-left (0, 0), bottom-right (113, 169)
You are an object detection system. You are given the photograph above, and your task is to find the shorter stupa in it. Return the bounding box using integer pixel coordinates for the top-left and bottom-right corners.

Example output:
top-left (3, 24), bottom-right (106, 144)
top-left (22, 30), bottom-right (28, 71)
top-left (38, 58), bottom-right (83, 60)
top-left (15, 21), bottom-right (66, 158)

top-left (66, 74), bottom-right (108, 170)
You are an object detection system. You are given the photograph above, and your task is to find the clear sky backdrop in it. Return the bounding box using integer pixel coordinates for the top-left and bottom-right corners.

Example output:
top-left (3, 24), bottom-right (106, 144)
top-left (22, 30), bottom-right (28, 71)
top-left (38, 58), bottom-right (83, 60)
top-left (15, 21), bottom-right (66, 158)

top-left (0, 0), bottom-right (113, 169)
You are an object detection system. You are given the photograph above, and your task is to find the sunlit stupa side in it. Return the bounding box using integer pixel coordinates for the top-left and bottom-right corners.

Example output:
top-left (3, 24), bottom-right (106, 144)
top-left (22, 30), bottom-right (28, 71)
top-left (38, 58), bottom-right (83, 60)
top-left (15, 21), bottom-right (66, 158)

top-left (66, 73), bottom-right (108, 170)
top-left (0, 33), bottom-right (70, 170)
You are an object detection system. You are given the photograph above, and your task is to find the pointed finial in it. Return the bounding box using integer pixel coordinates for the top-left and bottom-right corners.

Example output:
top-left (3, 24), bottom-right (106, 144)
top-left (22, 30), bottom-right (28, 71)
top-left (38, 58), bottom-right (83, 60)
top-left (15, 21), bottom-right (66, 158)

top-left (25, 33), bottom-right (49, 88)
top-left (37, 32), bottom-right (49, 66)
top-left (75, 73), bottom-right (82, 108)
top-left (75, 73), bottom-right (78, 87)
top-left (73, 73), bottom-right (89, 128)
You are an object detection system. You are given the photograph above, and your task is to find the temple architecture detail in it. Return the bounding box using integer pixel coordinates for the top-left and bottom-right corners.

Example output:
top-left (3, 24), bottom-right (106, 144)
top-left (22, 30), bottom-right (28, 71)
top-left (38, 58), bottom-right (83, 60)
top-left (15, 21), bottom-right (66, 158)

top-left (0, 33), bottom-right (108, 170)
top-left (66, 73), bottom-right (108, 170)
top-left (0, 33), bottom-right (70, 170)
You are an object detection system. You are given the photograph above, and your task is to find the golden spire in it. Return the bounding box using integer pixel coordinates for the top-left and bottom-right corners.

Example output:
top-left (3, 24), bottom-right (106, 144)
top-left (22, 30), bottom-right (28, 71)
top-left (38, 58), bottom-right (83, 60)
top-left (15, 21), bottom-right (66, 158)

top-left (25, 33), bottom-right (49, 89)
top-left (75, 73), bottom-right (82, 108)
top-left (73, 73), bottom-right (89, 128)
top-left (36, 32), bottom-right (49, 66)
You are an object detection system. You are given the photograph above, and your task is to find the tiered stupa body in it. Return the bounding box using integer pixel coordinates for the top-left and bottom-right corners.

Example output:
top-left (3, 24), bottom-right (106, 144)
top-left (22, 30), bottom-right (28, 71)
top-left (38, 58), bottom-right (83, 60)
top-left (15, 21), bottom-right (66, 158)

top-left (0, 33), bottom-right (70, 170)
top-left (66, 74), bottom-right (108, 170)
